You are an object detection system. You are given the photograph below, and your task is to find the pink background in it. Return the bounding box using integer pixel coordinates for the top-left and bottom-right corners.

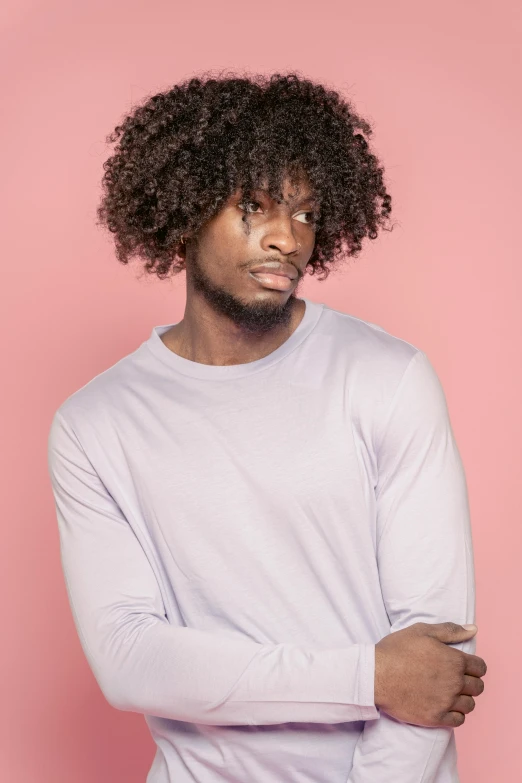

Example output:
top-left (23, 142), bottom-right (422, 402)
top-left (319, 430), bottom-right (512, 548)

top-left (2, 1), bottom-right (520, 781)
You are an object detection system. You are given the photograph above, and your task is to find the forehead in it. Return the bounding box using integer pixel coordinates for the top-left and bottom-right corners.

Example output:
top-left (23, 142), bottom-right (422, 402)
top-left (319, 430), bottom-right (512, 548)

top-left (244, 173), bottom-right (316, 204)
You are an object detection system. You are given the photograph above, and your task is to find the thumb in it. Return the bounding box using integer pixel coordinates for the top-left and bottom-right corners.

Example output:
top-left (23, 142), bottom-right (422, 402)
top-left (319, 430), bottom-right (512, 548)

top-left (424, 621), bottom-right (478, 643)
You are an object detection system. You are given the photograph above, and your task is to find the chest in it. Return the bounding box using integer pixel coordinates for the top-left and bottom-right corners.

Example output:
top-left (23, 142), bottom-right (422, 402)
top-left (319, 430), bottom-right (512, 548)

top-left (119, 382), bottom-right (371, 562)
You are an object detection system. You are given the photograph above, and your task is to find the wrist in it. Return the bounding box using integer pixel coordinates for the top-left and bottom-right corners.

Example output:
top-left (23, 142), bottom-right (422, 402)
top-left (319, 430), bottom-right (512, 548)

top-left (373, 644), bottom-right (385, 708)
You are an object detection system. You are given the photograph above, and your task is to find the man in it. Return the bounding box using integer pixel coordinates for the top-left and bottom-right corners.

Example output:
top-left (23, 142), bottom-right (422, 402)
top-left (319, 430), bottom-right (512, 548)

top-left (47, 72), bottom-right (486, 782)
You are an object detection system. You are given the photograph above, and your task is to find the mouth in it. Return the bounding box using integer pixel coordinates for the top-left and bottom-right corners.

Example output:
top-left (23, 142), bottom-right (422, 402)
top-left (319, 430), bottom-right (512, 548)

top-left (248, 262), bottom-right (298, 292)
top-left (248, 272), bottom-right (295, 291)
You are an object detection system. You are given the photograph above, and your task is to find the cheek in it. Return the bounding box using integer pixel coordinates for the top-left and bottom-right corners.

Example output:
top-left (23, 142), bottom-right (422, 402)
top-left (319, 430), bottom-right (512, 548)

top-left (202, 211), bottom-right (247, 248)
top-left (206, 219), bottom-right (254, 262)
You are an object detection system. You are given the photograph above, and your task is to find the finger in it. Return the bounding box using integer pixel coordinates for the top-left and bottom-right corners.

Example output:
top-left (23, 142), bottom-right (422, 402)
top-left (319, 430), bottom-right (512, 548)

top-left (450, 694), bottom-right (476, 715)
top-left (439, 710), bottom-right (466, 728)
top-left (460, 674), bottom-right (485, 697)
top-left (463, 653), bottom-right (487, 678)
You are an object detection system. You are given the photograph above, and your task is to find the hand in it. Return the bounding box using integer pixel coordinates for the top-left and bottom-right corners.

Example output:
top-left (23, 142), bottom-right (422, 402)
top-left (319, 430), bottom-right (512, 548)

top-left (374, 622), bottom-right (486, 728)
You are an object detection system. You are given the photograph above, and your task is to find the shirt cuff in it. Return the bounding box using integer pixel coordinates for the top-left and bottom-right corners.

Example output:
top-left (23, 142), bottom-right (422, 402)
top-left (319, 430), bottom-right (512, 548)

top-left (357, 643), bottom-right (381, 721)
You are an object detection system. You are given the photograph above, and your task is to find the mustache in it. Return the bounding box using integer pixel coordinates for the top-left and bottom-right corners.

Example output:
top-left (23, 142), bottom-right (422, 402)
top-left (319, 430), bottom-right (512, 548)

top-left (245, 257), bottom-right (301, 276)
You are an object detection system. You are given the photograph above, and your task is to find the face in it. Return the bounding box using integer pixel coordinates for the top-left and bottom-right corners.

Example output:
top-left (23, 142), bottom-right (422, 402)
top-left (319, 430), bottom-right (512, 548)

top-left (182, 174), bottom-right (318, 333)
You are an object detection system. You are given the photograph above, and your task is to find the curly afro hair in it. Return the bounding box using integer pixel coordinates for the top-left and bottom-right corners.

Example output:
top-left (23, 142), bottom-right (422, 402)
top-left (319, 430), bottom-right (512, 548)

top-left (96, 70), bottom-right (394, 281)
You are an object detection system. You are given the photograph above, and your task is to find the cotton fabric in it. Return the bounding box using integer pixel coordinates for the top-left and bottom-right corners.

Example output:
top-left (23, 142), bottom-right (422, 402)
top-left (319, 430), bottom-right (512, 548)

top-left (47, 297), bottom-right (475, 782)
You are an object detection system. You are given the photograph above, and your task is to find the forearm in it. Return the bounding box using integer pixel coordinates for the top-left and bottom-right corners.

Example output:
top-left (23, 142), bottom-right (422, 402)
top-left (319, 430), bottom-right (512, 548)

top-left (90, 614), bottom-right (379, 725)
top-left (347, 716), bottom-right (454, 783)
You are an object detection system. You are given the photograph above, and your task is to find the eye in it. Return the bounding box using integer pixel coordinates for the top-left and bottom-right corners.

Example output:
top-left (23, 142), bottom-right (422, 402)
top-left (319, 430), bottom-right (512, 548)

top-left (294, 211), bottom-right (315, 224)
top-left (238, 200), bottom-right (262, 214)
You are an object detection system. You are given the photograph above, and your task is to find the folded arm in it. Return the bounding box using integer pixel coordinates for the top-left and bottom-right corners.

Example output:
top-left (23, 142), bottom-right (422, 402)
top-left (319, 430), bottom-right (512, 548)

top-left (347, 350), bottom-right (476, 783)
top-left (48, 409), bottom-right (380, 726)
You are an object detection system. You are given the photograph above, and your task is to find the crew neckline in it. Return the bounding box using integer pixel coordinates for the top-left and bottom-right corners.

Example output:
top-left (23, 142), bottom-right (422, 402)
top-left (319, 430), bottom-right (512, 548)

top-left (144, 297), bottom-right (324, 379)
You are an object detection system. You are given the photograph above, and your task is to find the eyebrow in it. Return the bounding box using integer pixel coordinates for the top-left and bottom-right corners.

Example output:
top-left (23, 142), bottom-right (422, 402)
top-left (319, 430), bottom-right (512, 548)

top-left (252, 189), bottom-right (318, 207)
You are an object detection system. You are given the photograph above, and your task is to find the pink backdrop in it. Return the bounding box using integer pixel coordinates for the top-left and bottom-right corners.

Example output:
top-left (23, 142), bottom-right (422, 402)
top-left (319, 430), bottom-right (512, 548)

top-left (2, 0), bottom-right (520, 780)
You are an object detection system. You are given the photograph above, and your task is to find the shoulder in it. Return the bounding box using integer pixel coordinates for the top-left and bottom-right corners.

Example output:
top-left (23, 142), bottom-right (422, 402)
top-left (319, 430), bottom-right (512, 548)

top-left (314, 302), bottom-right (444, 455)
top-left (317, 301), bottom-right (423, 387)
top-left (50, 342), bottom-right (146, 439)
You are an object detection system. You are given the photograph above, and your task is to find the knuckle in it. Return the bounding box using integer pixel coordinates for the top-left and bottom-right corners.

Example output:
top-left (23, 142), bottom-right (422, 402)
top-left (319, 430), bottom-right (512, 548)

top-left (448, 653), bottom-right (466, 680)
top-left (444, 690), bottom-right (459, 713)
top-left (443, 622), bottom-right (461, 634)
top-left (449, 669), bottom-right (465, 694)
top-left (456, 653), bottom-right (468, 674)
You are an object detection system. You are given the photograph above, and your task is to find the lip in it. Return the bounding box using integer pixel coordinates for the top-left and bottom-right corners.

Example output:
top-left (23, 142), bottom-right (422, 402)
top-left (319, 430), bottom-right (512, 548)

top-left (248, 262), bottom-right (298, 280)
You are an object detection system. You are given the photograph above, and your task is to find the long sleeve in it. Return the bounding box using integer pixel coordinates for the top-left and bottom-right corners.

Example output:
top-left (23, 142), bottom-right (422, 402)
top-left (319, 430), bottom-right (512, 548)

top-left (47, 408), bottom-right (379, 727)
top-left (347, 350), bottom-right (476, 783)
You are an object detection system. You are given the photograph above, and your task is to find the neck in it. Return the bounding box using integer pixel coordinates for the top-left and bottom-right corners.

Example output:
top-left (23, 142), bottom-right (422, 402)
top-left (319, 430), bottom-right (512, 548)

top-left (161, 293), bottom-right (306, 367)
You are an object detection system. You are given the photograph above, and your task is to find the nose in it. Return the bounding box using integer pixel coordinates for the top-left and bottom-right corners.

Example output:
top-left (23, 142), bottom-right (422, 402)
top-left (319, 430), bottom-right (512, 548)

top-left (260, 214), bottom-right (301, 256)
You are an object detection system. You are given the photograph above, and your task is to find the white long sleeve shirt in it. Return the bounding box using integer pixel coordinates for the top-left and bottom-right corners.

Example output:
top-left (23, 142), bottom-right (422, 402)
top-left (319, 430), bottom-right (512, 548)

top-left (47, 296), bottom-right (476, 782)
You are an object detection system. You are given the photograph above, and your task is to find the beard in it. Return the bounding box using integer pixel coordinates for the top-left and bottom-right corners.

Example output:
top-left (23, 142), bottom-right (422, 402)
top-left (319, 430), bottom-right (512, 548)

top-left (187, 245), bottom-right (302, 334)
